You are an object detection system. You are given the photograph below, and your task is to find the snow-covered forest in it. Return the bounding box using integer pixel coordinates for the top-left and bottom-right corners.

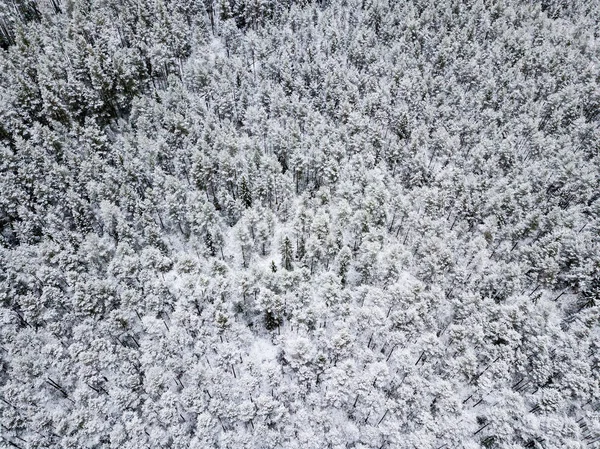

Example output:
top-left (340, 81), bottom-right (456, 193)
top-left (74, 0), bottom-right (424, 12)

top-left (1, 0), bottom-right (599, 447)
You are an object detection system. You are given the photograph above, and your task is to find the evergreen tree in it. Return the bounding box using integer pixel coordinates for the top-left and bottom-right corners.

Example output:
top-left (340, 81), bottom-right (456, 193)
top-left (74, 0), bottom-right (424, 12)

top-left (280, 235), bottom-right (294, 271)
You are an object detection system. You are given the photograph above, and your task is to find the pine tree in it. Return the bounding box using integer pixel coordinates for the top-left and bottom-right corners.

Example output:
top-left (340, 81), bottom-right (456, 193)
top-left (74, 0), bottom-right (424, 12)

top-left (240, 176), bottom-right (252, 208)
top-left (281, 235), bottom-right (293, 271)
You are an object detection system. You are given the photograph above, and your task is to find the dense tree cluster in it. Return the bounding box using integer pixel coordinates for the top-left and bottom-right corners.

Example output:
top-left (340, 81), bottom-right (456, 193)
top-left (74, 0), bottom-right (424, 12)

top-left (1, 0), bottom-right (599, 448)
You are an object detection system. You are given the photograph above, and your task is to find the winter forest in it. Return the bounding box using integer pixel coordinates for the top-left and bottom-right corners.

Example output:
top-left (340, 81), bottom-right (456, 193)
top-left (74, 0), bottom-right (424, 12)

top-left (0, 0), bottom-right (599, 447)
